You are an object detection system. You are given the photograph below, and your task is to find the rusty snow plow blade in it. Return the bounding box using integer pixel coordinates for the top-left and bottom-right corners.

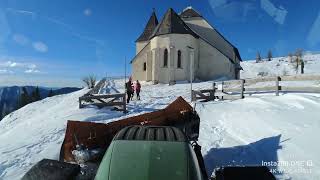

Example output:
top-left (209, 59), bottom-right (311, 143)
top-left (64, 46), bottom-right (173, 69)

top-left (60, 96), bottom-right (200, 163)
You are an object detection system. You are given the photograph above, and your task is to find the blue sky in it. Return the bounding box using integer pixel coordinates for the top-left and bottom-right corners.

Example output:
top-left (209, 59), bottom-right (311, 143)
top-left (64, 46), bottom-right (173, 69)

top-left (0, 0), bottom-right (319, 87)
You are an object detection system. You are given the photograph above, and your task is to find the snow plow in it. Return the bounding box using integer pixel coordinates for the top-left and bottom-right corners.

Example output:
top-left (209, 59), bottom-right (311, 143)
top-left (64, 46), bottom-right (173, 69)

top-left (59, 96), bottom-right (200, 163)
top-left (22, 97), bottom-right (276, 180)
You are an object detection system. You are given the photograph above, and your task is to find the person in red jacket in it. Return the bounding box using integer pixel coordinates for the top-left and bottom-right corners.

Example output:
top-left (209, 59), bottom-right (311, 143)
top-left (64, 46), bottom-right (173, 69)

top-left (134, 80), bottom-right (141, 100)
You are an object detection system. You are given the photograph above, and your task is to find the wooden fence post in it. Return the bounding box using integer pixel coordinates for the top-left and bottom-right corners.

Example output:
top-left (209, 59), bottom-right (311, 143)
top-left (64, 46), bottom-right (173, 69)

top-left (241, 79), bottom-right (245, 99)
top-left (123, 94), bottom-right (127, 113)
top-left (276, 76), bottom-right (280, 96)
top-left (79, 98), bottom-right (82, 108)
top-left (213, 82), bottom-right (216, 100)
top-left (191, 90), bottom-right (195, 101)
top-left (221, 81), bottom-right (224, 93)
top-left (222, 81), bottom-right (224, 100)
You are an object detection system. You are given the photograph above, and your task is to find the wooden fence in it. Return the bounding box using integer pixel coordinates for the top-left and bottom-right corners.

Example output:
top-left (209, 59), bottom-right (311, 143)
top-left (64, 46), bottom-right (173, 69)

top-left (86, 78), bottom-right (106, 95)
top-left (79, 93), bottom-right (126, 113)
top-left (192, 74), bottom-right (320, 101)
top-left (80, 78), bottom-right (126, 113)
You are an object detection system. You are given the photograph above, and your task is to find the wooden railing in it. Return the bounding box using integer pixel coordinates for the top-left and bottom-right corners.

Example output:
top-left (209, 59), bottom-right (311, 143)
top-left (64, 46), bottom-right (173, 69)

top-left (192, 74), bottom-right (320, 101)
top-left (87, 78), bottom-right (106, 95)
top-left (79, 93), bottom-right (126, 113)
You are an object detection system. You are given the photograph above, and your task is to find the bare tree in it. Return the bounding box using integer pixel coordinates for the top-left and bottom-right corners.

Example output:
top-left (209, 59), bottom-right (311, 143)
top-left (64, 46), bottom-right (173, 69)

top-left (294, 56), bottom-right (299, 74)
top-left (256, 51), bottom-right (262, 63)
top-left (82, 75), bottom-right (96, 89)
top-left (82, 77), bottom-right (90, 88)
top-left (295, 48), bottom-right (303, 59)
top-left (294, 49), bottom-right (304, 74)
top-left (288, 52), bottom-right (293, 63)
top-left (267, 50), bottom-right (272, 61)
top-left (89, 75), bottom-right (97, 88)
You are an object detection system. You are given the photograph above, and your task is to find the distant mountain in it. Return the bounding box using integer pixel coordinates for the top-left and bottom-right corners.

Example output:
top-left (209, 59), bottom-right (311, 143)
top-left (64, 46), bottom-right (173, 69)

top-left (0, 86), bottom-right (81, 120)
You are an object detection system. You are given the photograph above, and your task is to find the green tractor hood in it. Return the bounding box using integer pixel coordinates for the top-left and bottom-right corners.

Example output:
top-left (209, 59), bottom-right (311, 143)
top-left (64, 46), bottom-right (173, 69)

top-left (95, 140), bottom-right (203, 180)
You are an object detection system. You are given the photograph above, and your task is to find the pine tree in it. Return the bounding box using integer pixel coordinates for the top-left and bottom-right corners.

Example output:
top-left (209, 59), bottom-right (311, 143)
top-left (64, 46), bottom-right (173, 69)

top-left (256, 52), bottom-right (262, 63)
top-left (31, 87), bottom-right (41, 102)
top-left (267, 50), bottom-right (272, 61)
top-left (48, 89), bottom-right (54, 97)
top-left (34, 86), bottom-right (41, 101)
top-left (19, 87), bottom-right (30, 108)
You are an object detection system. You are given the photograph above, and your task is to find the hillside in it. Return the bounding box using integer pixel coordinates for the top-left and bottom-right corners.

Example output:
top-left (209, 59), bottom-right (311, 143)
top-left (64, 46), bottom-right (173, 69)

top-left (241, 53), bottom-right (320, 78)
top-left (1, 54), bottom-right (320, 179)
top-left (0, 86), bottom-right (81, 120)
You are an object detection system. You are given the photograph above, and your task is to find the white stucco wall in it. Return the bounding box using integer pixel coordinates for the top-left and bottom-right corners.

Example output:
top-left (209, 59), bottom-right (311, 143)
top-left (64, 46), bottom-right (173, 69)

top-left (136, 41), bottom-right (148, 54)
top-left (132, 43), bottom-right (151, 81)
top-left (132, 32), bottom-right (238, 83)
top-left (198, 39), bottom-right (235, 80)
top-left (150, 34), bottom-right (199, 83)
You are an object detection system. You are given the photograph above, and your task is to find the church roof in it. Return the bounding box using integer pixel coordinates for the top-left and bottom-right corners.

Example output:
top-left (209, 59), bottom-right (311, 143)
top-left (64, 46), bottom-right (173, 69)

top-left (180, 7), bottom-right (202, 18)
top-left (149, 8), bottom-right (199, 39)
top-left (133, 7), bottom-right (242, 64)
top-left (136, 11), bottom-right (159, 42)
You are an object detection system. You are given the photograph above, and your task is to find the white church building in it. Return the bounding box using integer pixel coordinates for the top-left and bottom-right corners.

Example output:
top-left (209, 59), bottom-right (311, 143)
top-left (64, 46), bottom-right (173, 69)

top-left (131, 7), bottom-right (242, 84)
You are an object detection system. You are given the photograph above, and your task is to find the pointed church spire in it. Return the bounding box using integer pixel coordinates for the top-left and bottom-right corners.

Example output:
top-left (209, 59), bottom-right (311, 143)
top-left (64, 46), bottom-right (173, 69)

top-left (180, 7), bottom-right (202, 18)
top-left (136, 10), bottom-right (159, 42)
top-left (149, 8), bottom-right (198, 39)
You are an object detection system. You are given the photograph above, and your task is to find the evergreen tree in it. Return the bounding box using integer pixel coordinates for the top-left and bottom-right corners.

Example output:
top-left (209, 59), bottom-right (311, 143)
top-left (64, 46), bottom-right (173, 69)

top-left (267, 50), bottom-right (273, 61)
top-left (34, 86), bottom-right (41, 101)
top-left (31, 86), bottom-right (41, 102)
top-left (19, 87), bottom-right (30, 108)
top-left (256, 52), bottom-right (262, 63)
top-left (48, 89), bottom-right (54, 97)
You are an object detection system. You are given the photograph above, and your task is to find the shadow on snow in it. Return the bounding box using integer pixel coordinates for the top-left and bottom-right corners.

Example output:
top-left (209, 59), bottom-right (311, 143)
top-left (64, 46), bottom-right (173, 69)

top-left (203, 135), bottom-right (285, 178)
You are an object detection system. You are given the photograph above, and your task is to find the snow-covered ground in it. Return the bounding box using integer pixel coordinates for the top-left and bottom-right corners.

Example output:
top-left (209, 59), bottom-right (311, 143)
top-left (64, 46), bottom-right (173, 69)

top-left (198, 94), bottom-right (320, 179)
top-left (241, 54), bottom-right (320, 78)
top-left (1, 54), bottom-right (320, 179)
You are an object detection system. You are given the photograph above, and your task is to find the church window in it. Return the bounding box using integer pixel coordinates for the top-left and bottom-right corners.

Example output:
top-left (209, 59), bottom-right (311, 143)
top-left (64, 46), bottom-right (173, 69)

top-left (177, 50), bottom-right (182, 68)
top-left (143, 62), bottom-right (146, 71)
top-left (163, 48), bottom-right (168, 67)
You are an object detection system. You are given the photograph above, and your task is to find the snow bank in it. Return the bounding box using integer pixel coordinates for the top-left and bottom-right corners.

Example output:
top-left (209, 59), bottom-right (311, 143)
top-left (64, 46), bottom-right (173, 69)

top-left (197, 94), bottom-right (320, 179)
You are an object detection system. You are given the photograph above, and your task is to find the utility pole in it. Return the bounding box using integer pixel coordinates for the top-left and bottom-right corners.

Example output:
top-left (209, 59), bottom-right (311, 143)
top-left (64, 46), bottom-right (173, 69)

top-left (124, 56), bottom-right (127, 89)
top-left (187, 46), bottom-right (194, 101)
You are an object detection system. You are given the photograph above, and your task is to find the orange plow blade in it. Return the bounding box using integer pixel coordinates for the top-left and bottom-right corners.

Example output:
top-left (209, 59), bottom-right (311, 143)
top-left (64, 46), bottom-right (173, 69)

top-left (60, 96), bottom-right (200, 163)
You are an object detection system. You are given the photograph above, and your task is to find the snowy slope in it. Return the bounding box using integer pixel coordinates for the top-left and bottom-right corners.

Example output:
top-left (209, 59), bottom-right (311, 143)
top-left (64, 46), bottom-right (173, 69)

top-left (0, 88), bottom-right (125, 179)
top-left (241, 54), bottom-right (320, 78)
top-left (198, 94), bottom-right (320, 179)
top-left (1, 54), bottom-right (320, 179)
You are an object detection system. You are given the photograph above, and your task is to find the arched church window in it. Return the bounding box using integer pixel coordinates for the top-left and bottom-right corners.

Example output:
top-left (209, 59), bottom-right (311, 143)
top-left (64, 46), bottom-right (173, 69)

top-left (177, 50), bottom-right (182, 68)
top-left (143, 62), bottom-right (146, 71)
top-left (163, 49), bottom-right (168, 67)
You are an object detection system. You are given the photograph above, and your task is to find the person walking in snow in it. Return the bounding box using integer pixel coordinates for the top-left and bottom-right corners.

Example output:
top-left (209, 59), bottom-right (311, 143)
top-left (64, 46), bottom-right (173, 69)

top-left (125, 79), bottom-right (133, 103)
top-left (135, 80), bottom-right (141, 100)
top-left (131, 83), bottom-right (135, 101)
